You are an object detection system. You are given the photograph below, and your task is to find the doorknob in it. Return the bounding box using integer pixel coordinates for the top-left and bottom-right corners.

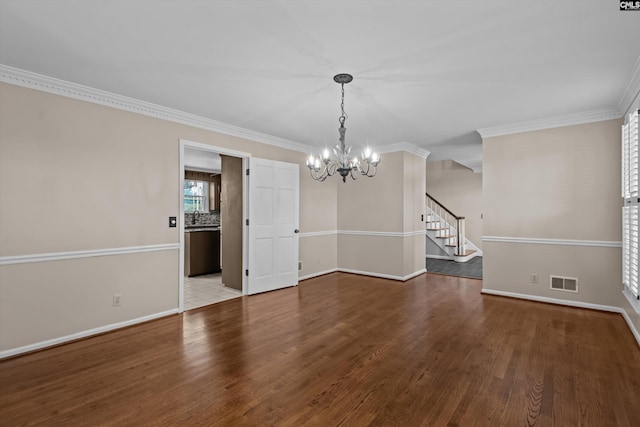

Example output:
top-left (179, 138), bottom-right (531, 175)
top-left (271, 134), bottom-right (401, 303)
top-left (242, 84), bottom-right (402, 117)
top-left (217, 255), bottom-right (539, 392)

top-left (294, 229), bottom-right (299, 233)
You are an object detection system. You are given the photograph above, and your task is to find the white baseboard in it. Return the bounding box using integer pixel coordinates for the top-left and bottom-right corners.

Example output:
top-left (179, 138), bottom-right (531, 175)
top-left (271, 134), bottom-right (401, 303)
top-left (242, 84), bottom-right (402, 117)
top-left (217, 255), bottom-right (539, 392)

top-left (300, 268), bottom-right (426, 282)
top-left (0, 309), bottom-right (179, 360)
top-left (399, 268), bottom-right (428, 281)
top-left (298, 268), bottom-right (339, 281)
top-left (481, 288), bottom-right (640, 347)
top-left (620, 310), bottom-right (640, 348)
top-left (338, 267), bottom-right (426, 282)
top-left (426, 254), bottom-right (452, 260)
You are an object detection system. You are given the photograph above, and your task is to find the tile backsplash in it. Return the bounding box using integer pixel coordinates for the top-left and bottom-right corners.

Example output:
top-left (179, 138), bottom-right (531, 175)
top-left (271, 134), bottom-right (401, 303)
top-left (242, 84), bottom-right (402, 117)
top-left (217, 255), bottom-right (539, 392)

top-left (185, 211), bottom-right (220, 227)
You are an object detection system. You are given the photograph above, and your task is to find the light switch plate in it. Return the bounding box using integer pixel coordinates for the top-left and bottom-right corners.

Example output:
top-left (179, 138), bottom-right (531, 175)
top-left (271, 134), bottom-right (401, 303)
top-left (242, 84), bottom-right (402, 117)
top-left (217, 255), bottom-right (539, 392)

top-left (169, 216), bottom-right (177, 227)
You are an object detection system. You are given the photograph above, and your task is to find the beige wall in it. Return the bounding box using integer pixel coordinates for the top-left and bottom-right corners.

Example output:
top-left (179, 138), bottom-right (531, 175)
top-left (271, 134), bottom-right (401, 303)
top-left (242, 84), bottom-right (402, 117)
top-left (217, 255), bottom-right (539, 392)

top-left (0, 251), bottom-right (178, 349)
top-left (482, 119), bottom-right (637, 330)
top-left (2, 80), bottom-right (636, 352)
top-left (0, 82), bottom-right (338, 352)
top-left (483, 243), bottom-right (622, 306)
top-left (483, 120), bottom-right (622, 240)
top-left (337, 151), bottom-right (426, 279)
top-left (403, 152), bottom-right (428, 275)
top-left (426, 160), bottom-right (483, 249)
top-left (0, 83), bottom-right (335, 255)
top-left (298, 234), bottom-right (337, 277)
top-left (0, 82), bottom-right (430, 354)
top-left (337, 151), bottom-right (404, 232)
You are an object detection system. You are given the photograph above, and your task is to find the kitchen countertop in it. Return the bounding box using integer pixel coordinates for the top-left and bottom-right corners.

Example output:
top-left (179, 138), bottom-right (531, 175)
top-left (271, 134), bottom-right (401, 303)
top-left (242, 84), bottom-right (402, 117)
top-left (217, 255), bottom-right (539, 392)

top-left (185, 226), bottom-right (220, 232)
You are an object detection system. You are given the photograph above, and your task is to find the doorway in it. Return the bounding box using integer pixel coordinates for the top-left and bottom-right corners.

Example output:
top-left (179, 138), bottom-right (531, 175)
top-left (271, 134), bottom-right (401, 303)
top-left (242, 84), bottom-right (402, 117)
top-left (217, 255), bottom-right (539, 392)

top-left (179, 139), bottom-right (250, 312)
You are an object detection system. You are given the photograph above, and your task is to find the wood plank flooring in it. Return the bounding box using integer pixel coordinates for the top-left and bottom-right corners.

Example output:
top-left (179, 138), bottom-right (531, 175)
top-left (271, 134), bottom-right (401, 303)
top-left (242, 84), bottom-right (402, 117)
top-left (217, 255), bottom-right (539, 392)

top-left (1, 272), bottom-right (639, 426)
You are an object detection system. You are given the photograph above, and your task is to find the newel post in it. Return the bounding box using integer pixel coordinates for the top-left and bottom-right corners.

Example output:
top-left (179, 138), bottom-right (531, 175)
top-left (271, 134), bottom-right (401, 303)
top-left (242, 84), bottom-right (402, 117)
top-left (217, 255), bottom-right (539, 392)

top-left (456, 217), bottom-right (466, 256)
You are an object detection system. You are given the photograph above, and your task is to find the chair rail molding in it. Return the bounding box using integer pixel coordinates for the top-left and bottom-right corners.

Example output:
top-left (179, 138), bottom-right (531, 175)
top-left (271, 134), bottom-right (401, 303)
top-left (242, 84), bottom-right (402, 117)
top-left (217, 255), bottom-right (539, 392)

top-left (482, 236), bottom-right (622, 248)
top-left (0, 244), bottom-right (180, 266)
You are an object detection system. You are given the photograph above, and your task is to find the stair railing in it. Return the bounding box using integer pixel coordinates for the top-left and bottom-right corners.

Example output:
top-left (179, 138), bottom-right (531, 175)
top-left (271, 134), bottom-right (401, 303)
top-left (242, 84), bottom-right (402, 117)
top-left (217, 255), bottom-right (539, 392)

top-left (426, 192), bottom-right (466, 256)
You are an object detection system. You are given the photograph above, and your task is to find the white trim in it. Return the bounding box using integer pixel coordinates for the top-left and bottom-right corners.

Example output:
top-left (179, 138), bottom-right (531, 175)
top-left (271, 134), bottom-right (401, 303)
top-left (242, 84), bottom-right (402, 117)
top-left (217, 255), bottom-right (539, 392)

top-left (0, 64), bottom-right (310, 154)
top-left (620, 308), bottom-right (640, 347)
top-left (299, 268), bottom-right (339, 281)
top-left (426, 254), bottom-right (453, 260)
top-left (0, 309), bottom-right (179, 360)
top-left (378, 142), bottom-right (431, 159)
top-left (180, 139), bottom-right (251, 160)
top-left (481, 288), bottom-right (640, 347)
top-left (481, 288), bottom-right (620, 312)
top-left (298, 230), bottom-right (425, 238)
top-left (0, 64), bottom-right (432, 162)
top-left (482, 236), bottom-right (622, 248)
top-left (299, 230), bottom-right (338, 238)
top-left (338, 267), bottom-right (426, 282)
top-left (618, 56), bottom-right (640, 117)
top-left (623, 288), bottom-right (640, 314)
top-left (339, 230), bottom-right (425, 238)
top-left (299, 267), bottom-right (426, 282)
top-left (178, 140), bottom-right (252, 312)
top-left (476, 108), bottom-right (622, 139)
top-left (4, 63), bottom-right (638, 166)
top-left (0, 244), bottom-right (180, 266)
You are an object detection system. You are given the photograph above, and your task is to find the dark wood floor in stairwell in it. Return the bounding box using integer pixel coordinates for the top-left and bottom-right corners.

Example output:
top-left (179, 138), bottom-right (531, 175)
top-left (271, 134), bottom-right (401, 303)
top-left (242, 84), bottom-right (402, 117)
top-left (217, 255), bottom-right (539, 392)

top-left (1, 272), bottom-right (639, 426)
top-left (427, 256), bottom-right (483, 279)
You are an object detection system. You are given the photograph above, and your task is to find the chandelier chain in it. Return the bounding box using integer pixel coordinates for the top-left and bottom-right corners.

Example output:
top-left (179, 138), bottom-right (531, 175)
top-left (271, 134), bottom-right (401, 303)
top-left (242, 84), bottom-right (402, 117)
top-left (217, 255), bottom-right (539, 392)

top-left (339, 83), bottom-right (348, 127)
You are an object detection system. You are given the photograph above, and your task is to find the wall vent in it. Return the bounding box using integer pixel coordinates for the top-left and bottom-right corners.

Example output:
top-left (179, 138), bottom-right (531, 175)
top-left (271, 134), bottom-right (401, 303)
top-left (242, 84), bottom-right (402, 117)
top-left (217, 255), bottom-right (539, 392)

top-left (550, 275), bottom-right (578, 293)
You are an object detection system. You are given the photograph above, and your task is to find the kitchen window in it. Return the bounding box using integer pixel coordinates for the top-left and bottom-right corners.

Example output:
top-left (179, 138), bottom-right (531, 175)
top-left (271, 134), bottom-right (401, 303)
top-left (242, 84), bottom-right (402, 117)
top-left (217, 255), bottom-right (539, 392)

top-left (184, 180), bottom-right (209, 212)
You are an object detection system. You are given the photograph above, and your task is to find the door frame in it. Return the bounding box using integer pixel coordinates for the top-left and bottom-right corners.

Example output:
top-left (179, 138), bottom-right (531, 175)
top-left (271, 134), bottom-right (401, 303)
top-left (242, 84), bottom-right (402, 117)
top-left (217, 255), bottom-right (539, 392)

top-left (178, 139), bottom-right (250, 313)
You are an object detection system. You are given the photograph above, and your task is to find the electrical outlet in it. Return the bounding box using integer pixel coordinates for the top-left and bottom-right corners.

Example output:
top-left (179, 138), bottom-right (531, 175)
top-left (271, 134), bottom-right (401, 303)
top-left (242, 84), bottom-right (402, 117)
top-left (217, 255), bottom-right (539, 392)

top-left (531, 274), bottom-right (539, 284)
top-left (113, 294), bottom-right (122, 307)
top-left (298, 261), bottom-right (303, 271)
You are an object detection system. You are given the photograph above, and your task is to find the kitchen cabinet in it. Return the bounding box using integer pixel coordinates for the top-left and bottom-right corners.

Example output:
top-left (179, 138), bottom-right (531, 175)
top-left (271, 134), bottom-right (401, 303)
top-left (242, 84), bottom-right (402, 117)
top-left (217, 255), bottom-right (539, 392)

top-left (184, 230), bottom-right (221, 276)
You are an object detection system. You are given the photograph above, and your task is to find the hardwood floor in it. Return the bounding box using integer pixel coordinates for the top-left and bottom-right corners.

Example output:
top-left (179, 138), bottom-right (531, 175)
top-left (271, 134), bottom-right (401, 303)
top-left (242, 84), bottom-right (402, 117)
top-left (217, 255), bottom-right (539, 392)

top-left (1, 272), bottom-right (639, 426)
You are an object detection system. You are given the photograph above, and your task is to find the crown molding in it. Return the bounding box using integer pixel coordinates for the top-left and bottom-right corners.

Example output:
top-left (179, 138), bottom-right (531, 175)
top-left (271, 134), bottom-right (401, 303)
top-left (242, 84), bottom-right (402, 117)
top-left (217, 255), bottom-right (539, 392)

top-left (618, 56), bottom-right (640, 116)
top-left (476, 108), bottom-right (622, 139)
top-left (478, 58), bottom-right (640, 139)
top-left (0, 64), bottom-right (312, 154)
top-left (378, 142), bottom-right (431, 159)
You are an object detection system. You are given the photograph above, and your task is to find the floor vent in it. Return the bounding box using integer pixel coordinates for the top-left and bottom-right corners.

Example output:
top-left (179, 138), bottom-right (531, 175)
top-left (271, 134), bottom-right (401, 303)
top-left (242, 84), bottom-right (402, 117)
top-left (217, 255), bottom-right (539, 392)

top-left (550, 275), bottom-right (578, 293)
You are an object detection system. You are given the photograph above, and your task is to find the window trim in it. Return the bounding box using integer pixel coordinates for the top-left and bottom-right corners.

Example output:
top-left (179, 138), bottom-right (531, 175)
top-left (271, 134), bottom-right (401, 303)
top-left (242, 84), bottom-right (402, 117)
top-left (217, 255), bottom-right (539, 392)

top-left (622, 108), bottom-right (639, 313)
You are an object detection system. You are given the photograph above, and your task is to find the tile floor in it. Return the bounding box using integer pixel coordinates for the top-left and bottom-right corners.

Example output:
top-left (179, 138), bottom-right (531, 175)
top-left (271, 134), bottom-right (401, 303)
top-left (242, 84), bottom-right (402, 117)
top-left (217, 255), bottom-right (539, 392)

top-left (426, 256), bottom-right (483, 280)
top-left (184, 273), bottom-right (242, 310)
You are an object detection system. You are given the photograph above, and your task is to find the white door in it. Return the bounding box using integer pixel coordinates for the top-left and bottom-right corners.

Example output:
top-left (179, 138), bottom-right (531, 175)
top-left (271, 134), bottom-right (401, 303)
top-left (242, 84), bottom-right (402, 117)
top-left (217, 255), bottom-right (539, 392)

top-left (248, 158), bottom-right (299, 295)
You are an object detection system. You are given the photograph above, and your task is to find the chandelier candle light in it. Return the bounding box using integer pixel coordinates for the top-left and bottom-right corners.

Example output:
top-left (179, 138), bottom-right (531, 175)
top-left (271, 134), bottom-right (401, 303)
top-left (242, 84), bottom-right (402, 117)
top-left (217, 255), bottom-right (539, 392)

top-left (306, 74), bottom-right (380, 183)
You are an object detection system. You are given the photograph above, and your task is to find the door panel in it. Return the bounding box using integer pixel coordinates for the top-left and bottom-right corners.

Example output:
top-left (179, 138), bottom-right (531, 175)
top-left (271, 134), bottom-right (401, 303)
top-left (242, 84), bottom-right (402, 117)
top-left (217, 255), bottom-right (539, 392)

top-left (248, 158), bottom-right (299, 295)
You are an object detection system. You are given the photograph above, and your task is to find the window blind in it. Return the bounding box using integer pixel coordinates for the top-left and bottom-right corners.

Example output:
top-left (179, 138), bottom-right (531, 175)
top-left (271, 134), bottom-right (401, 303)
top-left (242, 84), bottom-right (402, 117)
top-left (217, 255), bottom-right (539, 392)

top-left (622, 109), bottom-right (639, 299)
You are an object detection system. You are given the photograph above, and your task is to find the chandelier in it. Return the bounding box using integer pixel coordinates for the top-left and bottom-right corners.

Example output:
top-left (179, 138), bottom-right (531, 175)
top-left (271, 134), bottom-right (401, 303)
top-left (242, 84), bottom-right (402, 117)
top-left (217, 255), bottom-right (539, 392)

top-left (306, 74), bottom-right (380, 183)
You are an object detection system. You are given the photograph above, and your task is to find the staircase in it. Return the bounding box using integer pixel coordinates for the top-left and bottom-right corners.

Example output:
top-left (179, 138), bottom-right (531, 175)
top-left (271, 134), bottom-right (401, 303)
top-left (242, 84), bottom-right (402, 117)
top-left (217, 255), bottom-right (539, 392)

top-left (426, 193), bottom-right (481, 263)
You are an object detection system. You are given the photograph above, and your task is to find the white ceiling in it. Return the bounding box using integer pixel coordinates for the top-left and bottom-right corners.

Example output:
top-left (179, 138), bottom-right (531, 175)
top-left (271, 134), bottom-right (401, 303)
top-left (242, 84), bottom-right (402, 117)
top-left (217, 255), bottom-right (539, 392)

top-left (1, 1), bottom-right (639, 172)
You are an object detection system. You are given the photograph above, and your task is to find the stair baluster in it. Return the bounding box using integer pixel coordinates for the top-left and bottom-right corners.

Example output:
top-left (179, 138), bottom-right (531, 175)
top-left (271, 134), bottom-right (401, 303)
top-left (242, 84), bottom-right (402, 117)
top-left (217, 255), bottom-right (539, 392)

top-left (426, 192), bottom-right (466, 257)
